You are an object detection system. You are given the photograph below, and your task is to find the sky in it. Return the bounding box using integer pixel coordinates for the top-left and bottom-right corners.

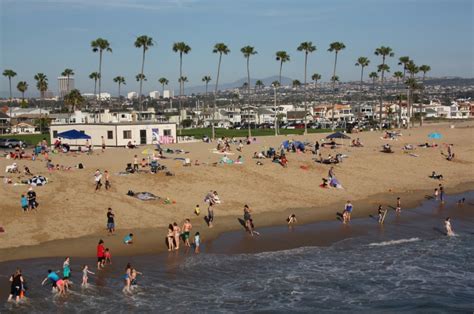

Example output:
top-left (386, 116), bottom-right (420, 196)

top-left (1, 0), bottom-right (473, 97)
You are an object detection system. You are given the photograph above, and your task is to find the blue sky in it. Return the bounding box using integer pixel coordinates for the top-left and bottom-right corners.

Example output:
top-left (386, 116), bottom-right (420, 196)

top-left (1, 0), bottom-right (473, 97)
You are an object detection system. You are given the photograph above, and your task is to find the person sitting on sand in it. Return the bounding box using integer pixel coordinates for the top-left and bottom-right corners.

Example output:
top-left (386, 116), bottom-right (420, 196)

top-left (235, 155), bottom-right (243, 164)
top-left (279, 154), bottom-right (288, 168)
top-left (382, 144), bottom-right (393, 153)
top-left (320, 178), bottom-right (329, 188)
top-left (140, 158), bottom-right (148, 168)
top-left (253, 152), bottom-right (266, 159)
top-left (287, 214), bottom-right (297, 225)
top-left (127, 141), bottom-right (136, 149)
top-left (23, 166), bottom-right (33, 176)
top-left (430, 171), bottom-right (443, 180)
top-left (445, 217), bottom-right (455, 236)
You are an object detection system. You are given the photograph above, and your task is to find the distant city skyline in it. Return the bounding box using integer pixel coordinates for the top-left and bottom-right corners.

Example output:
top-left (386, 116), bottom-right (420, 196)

top-left (1, 0), bottom-right (473, 97)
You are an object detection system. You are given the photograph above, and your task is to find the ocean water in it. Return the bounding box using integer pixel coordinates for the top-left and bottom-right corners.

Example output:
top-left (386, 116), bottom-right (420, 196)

top-left (1, 193), bottom-right (474, 313)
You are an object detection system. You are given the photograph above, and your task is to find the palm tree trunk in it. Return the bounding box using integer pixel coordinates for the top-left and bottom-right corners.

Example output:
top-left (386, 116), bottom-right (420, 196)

top-left (304, 52), bottom-right (308, 135)
top-left (379, 58), bottom-right (385, 131)
top-left (66, 75), bottom-right (70, 95)
top-left (331, 52), bottom-right (338, 129)
top-left (247, 57), bottom-right (251, 138)
top-left (420, 73), bottom-right (426, 127)
top-left (139, 48), bottom-right (146, 119)
top-left (118, 82), bottom-right (121, 99)
top-left (179, 53), bottom-right (183, 134)
top-left (8, 78), bottom-right (12, 130)
top-left (212, 54), bottom-right (222, 140)
top-left (98, 50), bottom-right (103, 122)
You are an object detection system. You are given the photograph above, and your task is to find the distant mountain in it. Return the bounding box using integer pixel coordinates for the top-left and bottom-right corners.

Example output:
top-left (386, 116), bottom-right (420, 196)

top-left (184, 75), bottom-right (293, 94)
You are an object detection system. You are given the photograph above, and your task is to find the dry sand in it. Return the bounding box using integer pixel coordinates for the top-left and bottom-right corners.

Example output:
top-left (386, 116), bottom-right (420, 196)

top-left (0, 121), bottom-right (473, 261)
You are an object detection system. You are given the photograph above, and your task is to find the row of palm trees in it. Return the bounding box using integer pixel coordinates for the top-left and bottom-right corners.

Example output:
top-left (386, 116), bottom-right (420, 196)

top-left (3, 36), bottom-right (432, 134)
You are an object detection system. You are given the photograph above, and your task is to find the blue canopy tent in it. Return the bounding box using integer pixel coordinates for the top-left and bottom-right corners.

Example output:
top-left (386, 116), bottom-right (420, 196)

top-left (281, 140), bottom-right (305, 151)
top-left (56, 129), bottom-right (91, 150)
top-left (57, 129), bottom-right (91, 140)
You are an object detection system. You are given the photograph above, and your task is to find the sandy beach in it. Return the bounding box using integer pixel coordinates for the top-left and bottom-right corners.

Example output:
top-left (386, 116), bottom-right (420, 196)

top-left (1, 122), bottom-right (473, 261)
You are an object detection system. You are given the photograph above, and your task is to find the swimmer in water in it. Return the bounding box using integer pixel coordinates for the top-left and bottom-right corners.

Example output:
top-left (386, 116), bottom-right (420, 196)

top-left (445, 217), bottom-right (455, 236)
top-left (81, 265), bottom-right (95, 287)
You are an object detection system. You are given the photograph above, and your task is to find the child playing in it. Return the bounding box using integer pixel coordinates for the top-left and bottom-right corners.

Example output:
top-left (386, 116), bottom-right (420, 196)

top-left (124, 233), bottom-right (134, 244)
top-left (81, 265), bottom-right (95, 287)
top-left (194, 205), bottom-right (200, 216)
top-left (377, 205), bottom-right (385, 224)
top-left (21, 194), bottom-right (28, 212)
top-left (104, 248), bottom-right (112, 264)
top-left (287, 214), bottom-right (297, 225)
top-left (194, 232), bottom-right (200, 254)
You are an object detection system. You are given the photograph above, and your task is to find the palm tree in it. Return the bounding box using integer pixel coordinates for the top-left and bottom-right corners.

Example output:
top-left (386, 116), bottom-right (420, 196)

top-left (159, 77), bottom-right (169, 97)
top-left (393, 71), bottom-right (404, 126)
top-left (61, 68), bottom-right (74, 95)
top-left (3, 69), bottom-right (17, 128)
top-left (406, 61), bottom-right (419, 127)
top-left (201, 75), bottom-right (211, 96)
top-left (91, 38), bottom-right (112, 120)
top-left (275, 51), bottom-right (290, 85)
top-left (311, 73), bottom-right (321, 89)
top-left (369, 72), bottom-right (378, 90)
top-left (34, 73), bottom-right (48, 99)
top-left (113, 76), bottom-right (126, 99)
top-left (418, 64), bottom-right (431, 126)
top-left (89, 72), bottom-right (100, 98)
top-left (255, 80), bottom-right (264, 90)
top-left (64, 89), bottom-right (85, 112)
top-left (271, 80), bottom-right (280, 135)
top-left (178, 76), bottom-right (188, 93)
top-left (397, 56), bottom-right (411, 127)
top-left (374, 46), bottom-right (395, 130)
top-left (328, 42), bottom-right (346, 128)
top-left (135, 74), bottom-right (147, 82)
top-left (212, 43), bottom-right (230, 139)
top-left (241, 45), bottom-right (257, 137)
top-left (355, 57), bottom-right (370, 120)
top-left (292, 79), bottom-right (301, 88)
top-left (173, 42), bottom-right (191, 133)
top-left (16, 81), bottom-right (28, 103)
top-left (134, 35), bottom-right (154, 117)
top-left (297, 41), bottom-right (316, 134)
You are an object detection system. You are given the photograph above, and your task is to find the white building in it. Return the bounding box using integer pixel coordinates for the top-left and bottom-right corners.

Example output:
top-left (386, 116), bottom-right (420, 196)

top-left (12, 122), bottom-right (37, 134)
top-left (149, 91), bottom-right (160, 99)
top-left (127, 92), bottom-right (138, 100)
top-left (58, 76), bottom-right (75, 98)
top-left (50, 122), bottom-right (177, 147)
top-left (163, 90), bottom-right (174, 99)
top-left (98, 92), bottom-right (111, 100)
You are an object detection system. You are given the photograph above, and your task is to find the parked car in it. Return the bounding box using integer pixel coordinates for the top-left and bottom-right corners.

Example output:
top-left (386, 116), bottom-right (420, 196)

top-left (294, 123), bottom-right (305, 129)
top-left (0, 138), bottom-right (27, 148)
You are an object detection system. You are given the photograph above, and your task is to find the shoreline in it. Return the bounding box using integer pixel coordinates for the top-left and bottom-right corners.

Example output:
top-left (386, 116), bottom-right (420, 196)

top-left (1, 181), bottom-right (473, 263)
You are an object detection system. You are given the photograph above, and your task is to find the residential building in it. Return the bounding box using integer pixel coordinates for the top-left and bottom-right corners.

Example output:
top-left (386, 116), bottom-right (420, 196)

top-left (0, 111), bottom-right (10, 134)
top-left (149, 91), bottom-right (160, 99)
top-left (127, 92), bottom-right (138, 100)
top-left (12, 122), bottom-right (37, 134)
top-left (163, 90), bottom-right (174, 99)
top-left (50, 122), bottom-right (177, 147)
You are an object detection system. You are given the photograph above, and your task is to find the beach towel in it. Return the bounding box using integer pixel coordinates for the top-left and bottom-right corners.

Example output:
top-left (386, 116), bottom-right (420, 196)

top-left (128, 191), bottom-right (158, 201)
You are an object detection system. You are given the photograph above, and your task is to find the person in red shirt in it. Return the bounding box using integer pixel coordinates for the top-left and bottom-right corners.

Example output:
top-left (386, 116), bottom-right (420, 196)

top-left (96, 239), bottom-right (105, 270)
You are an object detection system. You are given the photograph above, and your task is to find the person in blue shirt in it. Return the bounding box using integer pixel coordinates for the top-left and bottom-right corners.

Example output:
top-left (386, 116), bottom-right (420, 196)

top-left (41, 270), bottom-right (66, 295)
top-left (123, 233), bottom-right (133, 244)
top-left (20, 194), bottom-right (28, 212)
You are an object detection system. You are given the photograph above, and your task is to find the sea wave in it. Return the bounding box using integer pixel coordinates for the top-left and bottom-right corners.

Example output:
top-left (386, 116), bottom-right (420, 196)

top-left (368, 237), bottom-right (420, 247)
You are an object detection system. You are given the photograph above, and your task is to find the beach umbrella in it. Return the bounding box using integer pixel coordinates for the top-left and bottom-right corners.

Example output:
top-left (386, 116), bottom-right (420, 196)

top-left (428, 132), bottom-right (442, 139)
top-left (28, 175), bottom-right (47, 186)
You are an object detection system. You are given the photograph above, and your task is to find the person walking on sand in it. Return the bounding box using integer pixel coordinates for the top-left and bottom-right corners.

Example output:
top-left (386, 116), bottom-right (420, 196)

top-left (106, 208), bottom-right (115, 235)
top-left (97, 240), bottom-right (105, 270)
top-left (207, 203), bottom-right (215, 228)
top-left (81, 265), bottom-right (95, 287)
top-left (8, 268), bottom-right (24, 303)
top-left (104, 170), bottom-right (111, 190)
top-left (101, 136), bottom-right (106, 152)
top-left (133, 155), bottom-right (139, 172)
top-left (182, 219), bottom-right (193, 247)
top-left (173, 222), bottom-right (181, 250)
top-left (445, 217), bottom-right (455, 236)
top-left (94, 169), bottom-right (102, 191)
top-left (244, 205), bottom-right (254, 236)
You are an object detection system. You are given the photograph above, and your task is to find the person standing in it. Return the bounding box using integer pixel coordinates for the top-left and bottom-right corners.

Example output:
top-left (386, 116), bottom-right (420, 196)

top-left (173, 222), bottom-right (181, 250)
top-left (21, 194), bottom-right (28, 212)
top-left (182, 219), bottom-right (193, 247)
top-left (445, 217), bottom-right (455, 236)
top-left (104, 170), bottom-right (111, 190)
top-left (27, 187), bottom-right (37, 211)
top-left (243, 205), bottom-right (253, 236)
top-left (344, 200), bottom-right (353, 223)
top-left (101, 136), bottom-right (106, 152)
top-left (96, 240), bottom-right (105, 270)
top-left (396, 197), bottom-right (401, 213)
top-left (106, 208), bottom-right (115, 235)
top-left (94, 170), bottom-right (102, 191)
top-left (439, 184), bottom-right (445, 204)
top-left (314, 141), bottom-right (320, 155)
top-left (167, 224), bottom-right (175, 251)
top-left (133, 155), bottom-right (139, 172)
top-left (194, 232), bottom-right (201, 254)
top-left (8, 268), bottom-right (24, 302)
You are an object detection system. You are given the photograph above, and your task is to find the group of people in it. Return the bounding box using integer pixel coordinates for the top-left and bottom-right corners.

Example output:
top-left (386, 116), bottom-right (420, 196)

top-left (20, 187), bottom-right (38, 212)
top-left (166, 219), bottom-right (199, 253)
top-left (94, 169), bottom-right (111, 191)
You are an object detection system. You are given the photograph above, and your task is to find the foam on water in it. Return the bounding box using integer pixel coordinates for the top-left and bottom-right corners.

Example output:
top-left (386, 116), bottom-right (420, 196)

top-left (368, 237), bottom-right (420, 247)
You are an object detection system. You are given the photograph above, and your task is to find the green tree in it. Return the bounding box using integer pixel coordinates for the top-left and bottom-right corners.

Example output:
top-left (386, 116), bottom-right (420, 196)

top-left (275, 51), bottom-right (290, 85)
top-left (355, 57), bottom-right (370, 120)
top-left (201, 75), bottom-right (211, 116)
top-left (369, 72), bottom-right (378, 90)
top-left (173, 42), bottom-right (191, 133)
top-left (64, 89), bottom-right (85, 112)
top-left (91, 38), bottom-right (112, 120)
top-left (89, 72), bottom-right (100, 99)
top-left (375, 46), bottom-right (395, 130)
top-left (16, 81), bottom-right (28, 105)
top-left (292, 79), bottom-right (301, 88)
top-left (328, 42), bottom-right (346, 128)
top-left (241, 45), bottom-right (257, 137)
top-left (113, 76), bottom-right (126, 98)
top-left (406, 60), bottom-right (419, 127)
top-left (134, 35), bottom-right (154, 117)
top-left (135, 74), bottom-right (147, 82)
top-left (178, 76), bottom-right (188, 94)
top-left (212, 43), bottom-right (230, 139)
top-left (61, 68), bottom-right (74, 95)
top-left (418, 64), bottom-right (431, 126)
top-left (331, 75), bottom-right (339, 83)
top-left (297, 41), bottom-right (316, 134)
top-left (311, 73), bottom-right (321, 89)
top-left (255, 80), bottom-right (264, 89)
